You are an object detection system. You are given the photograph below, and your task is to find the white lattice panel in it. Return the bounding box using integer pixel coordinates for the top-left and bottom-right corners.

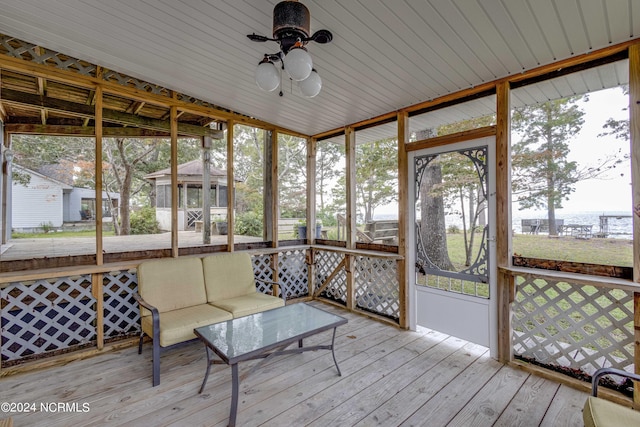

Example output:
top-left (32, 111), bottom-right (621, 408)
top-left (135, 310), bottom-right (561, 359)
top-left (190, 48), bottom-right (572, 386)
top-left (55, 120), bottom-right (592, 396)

top-left (278, 249), bottom-right (308, 299)
top-left (252, 254), bottom-right (275, 295)
top-left (1, 276), bottom-right (96, 363)
top-left (103, 270), bottom-right (140, 338)
top-left (355, 257), bottom-right (399, 320)
top-left (315, 250), bottom-right (347, 305)
top-left (0, 35), bottom-right (97, 75)
top-left (102, 70), bottom-right (170, 95)
top-left (513, 276), bottom-right (635, 376)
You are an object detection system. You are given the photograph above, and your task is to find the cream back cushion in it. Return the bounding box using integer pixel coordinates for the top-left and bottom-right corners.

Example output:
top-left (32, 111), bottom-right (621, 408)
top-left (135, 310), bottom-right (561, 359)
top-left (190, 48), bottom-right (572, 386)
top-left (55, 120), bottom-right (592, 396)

top-left (137, 257), bottom-right (207, 315)
top-left (202, 252), bottom-right (256, 302)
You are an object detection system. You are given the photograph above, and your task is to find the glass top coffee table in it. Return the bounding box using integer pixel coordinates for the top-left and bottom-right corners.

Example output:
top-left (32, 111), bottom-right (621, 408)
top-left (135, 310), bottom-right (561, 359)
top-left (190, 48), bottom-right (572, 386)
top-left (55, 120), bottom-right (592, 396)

top-left (194, 303), bottom-right (348, 427)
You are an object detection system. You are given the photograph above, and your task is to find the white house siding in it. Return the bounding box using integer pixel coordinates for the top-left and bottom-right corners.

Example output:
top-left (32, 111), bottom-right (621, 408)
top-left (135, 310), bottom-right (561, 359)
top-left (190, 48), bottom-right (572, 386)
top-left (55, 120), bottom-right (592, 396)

top-left (12, 174), bottom-right (65, 230)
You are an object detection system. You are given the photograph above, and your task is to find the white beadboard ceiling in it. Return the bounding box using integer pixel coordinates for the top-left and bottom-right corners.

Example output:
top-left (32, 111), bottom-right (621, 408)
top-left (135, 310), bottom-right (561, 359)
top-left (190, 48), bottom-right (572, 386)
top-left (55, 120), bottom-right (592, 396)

top-left (0, 0), bottom-right (636, 137)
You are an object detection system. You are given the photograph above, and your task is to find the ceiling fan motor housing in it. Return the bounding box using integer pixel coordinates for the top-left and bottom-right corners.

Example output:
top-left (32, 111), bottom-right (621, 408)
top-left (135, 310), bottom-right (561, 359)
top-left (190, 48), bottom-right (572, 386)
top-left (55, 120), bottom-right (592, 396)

top-left (273, 0), bottom-right (311, 52)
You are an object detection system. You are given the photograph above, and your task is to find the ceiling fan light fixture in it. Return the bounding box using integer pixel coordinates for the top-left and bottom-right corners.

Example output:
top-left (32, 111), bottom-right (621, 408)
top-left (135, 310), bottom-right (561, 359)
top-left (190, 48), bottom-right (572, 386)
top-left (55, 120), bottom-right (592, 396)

top-left (283, 46), bottom-right (313, 81)
top-left (255, 58), bottom-right (280, 92)
top-left (298, 69), bottom-right (322, 98)
top-left (248, 0), bottom-right (332, 97)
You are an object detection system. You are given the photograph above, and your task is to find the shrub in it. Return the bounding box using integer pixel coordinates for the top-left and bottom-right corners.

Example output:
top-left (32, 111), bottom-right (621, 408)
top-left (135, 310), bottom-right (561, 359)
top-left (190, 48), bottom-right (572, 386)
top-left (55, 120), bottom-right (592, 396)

top-left (40, 221), bottom-right (55, 233)
top-left (235, 211), bottom-right (263, 237)
top-left (447, 224), bottom-right (460, 234)
top-left (130, 207), bottom-right (160, 235)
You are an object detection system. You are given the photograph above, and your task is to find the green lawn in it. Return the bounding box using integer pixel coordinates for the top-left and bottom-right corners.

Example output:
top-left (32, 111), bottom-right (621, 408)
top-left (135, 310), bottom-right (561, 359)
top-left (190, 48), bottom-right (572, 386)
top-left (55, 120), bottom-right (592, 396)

top-left (12, 230), bottom-right (115, 238)
top-left (12, 227), bottom-right (633, 268)
top-left (445, 232), bottom-right (632, 268)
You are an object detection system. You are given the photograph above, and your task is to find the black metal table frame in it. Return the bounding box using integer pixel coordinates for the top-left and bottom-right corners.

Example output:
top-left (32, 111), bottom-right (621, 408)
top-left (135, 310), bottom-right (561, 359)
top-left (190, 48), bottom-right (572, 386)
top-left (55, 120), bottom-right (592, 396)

top-left (194, 312), bottom-right (346, 427)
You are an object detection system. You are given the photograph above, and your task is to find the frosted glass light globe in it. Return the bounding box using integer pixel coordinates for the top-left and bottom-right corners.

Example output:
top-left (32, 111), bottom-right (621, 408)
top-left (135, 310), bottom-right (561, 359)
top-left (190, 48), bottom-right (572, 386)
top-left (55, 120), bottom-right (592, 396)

top-left (255, 61), bottom-right (280, 92)
top-left (283, 47), bottom-right (313, 81)
top-left (299, 69), bottom-right (322, 97)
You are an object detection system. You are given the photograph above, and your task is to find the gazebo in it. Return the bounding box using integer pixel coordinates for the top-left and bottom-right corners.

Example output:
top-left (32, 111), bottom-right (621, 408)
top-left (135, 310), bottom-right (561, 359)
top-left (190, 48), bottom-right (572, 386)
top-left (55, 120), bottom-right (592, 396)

top-left (144, 159), bottom-right (229, 232)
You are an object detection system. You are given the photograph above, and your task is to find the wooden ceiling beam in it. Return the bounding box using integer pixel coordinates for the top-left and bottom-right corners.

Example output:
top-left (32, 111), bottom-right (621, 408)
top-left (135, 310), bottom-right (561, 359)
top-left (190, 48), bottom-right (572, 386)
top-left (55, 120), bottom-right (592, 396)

top-left (126, 100), bottom-right (146, 115)
top-left (5, 123), bottom-right (171, 137)
top-left (0, 53), bottom-right (308, 138)
top-left (0, 88), bottom-right (223, 138)
top-left (0, 101), bottom-right (7, 122)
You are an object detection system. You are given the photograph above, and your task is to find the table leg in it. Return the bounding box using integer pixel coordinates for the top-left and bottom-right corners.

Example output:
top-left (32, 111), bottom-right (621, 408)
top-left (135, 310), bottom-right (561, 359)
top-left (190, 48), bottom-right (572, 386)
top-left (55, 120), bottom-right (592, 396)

top-left (298, 338), bottom-right (303, 348)
top-left (330, 327), bottom-right (342, 376)
top-left (229, 363), bottom-right (239, 427)
top-left (199, 346), bottom-right (213, 394)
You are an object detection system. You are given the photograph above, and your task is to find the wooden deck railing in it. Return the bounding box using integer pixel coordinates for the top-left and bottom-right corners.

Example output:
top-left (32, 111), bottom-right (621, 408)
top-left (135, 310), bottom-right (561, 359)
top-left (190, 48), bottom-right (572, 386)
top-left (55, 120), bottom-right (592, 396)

top-left (0, 245), bottom-right (402, 373)
top-left (502, 266), bottom-right (639, 397)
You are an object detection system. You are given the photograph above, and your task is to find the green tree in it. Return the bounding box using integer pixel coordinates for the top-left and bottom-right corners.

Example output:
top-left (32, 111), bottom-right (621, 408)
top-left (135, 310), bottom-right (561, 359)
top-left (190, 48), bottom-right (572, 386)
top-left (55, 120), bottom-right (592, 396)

top-left (511, 96), bottom-right (586, 235)
top-left (278, 134), bottom-right (306, 218)
top-left (316, 141), bottom-right (343, 214)
top-left (355, 138), bottom-right (397, 222)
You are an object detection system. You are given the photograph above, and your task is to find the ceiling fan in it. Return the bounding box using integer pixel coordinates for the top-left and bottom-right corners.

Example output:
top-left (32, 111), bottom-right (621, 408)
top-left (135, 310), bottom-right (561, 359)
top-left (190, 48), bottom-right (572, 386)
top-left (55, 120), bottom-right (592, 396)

top-left (247, 0), bottom-right (333, 97)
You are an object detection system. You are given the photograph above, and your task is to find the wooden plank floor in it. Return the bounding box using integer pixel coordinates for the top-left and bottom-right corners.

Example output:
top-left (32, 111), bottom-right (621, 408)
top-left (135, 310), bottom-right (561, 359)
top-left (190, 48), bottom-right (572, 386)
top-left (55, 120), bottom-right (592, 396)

top-left (1, 302), bottom-right (587, 426)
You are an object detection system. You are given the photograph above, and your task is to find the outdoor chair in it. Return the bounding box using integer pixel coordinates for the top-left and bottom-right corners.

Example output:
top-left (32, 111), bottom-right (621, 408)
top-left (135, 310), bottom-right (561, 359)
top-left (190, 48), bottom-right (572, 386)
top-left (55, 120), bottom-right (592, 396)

top-left (583, 367), bottom-right (640, 427)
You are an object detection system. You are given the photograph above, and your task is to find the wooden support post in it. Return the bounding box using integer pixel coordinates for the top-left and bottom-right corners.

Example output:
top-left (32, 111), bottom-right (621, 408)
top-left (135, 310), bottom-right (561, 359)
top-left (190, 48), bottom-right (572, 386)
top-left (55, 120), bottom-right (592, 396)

top-left (264, 130), bottom-right (277, 245)
top-left (345, 254), bottom-right (355, 311)
top-left (634, 292), bottom-right (640, 407)
top-left (630, 42), bottom-right (640, 406)
top-left (345, 127), bottom-right (357, 249)
top-left (170, 105), bottom-right (179, 257)
top-left (307, 138), bottom-right (317, 297)
top-left (271, 131), bottom-right (278, 246)
top-left (397, 112), bottom-right (409, 329)
top-left (95, 86), bottom-right (103, 265)
top-left (307, 137), bottom-right (317, 243)
top-left (306, 247), bottom-right (315, 298)
top-left (1, 131), bottom-right (10, 245)
top-left (226, 121), bottom-right (235, 251)
top-left (272, 252), bottom-right (280, 298)
top-left (496, 80), bottom-right (513, 363)
top-left (91, 272), bottom-right (104, 350)
top-left (202, 136), bottom-right (211, 244)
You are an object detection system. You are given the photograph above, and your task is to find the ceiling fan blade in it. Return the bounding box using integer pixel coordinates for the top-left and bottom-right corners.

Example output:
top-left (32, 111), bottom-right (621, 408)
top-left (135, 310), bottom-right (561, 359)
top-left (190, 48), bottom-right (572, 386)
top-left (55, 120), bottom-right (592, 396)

top-left (247, 33), bottom-right (270, 42)
top-left (310, 29), bottom-right (333, 44)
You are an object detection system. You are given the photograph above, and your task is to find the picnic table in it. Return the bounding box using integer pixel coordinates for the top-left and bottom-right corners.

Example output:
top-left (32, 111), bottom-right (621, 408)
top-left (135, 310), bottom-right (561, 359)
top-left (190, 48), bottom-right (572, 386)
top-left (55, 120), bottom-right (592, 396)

top-left (559, 224), bottom-right (593, 239)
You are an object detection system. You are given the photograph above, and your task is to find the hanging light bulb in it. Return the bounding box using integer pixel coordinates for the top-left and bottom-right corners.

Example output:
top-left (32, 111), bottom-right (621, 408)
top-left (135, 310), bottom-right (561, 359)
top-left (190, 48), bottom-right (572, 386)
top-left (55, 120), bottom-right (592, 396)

top-left (255, 56), bottom-right (280, 92)
top-left (298, 69), bottom-right (321, 97)
top-left (283, 46), bottom-right (313, 81)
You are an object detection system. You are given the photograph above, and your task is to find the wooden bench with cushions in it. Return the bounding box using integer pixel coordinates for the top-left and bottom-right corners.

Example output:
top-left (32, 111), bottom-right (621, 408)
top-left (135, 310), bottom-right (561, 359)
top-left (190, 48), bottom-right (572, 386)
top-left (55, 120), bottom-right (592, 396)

top-left (135, 252), bottom-right (285, 386)
top-left (583, 367), bottom-right (640, 427)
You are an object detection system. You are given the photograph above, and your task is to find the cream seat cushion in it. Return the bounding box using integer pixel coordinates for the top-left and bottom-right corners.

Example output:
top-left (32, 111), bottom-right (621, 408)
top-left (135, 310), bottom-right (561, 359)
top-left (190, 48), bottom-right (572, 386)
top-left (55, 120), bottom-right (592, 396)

top-left (583, 395), bottom-right (640, 427)
top-left (211, 292), bottom-right (284, 318)
top-left (141, 304), bottom-right (232, 347)
top-left (202, 252), bottom-right (257, 300)
top-left (137, 257), bottom-right (207, 316)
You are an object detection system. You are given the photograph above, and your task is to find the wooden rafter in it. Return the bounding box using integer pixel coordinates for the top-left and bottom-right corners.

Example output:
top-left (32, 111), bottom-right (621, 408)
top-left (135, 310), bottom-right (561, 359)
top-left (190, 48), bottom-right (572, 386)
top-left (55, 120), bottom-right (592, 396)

top-left (4, 124), bottom-right (170, 137)
top-left (0, 88), bottom-right (222, 138)
top-left (0, 52), bottom-right (308, 138)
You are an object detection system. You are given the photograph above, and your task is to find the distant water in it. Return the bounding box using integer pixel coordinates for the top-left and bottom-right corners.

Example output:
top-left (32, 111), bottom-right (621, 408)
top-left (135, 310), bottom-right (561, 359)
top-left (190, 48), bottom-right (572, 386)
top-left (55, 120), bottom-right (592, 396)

top-left (374, 210), bottom-right (633, 239)
top-left (511, 211), bottom-right (632, 239)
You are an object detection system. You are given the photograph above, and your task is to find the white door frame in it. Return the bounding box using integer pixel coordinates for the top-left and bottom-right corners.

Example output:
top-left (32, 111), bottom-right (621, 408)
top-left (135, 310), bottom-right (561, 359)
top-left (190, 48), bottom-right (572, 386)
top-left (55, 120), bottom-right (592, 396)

top-left (408, 136), bottom-right (498, 357)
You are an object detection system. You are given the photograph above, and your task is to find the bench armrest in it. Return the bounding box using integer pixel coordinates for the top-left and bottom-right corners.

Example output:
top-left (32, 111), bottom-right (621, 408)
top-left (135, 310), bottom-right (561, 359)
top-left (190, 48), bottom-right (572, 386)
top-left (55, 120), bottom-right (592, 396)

top-left (134, 292), bottom-right (160, 341)
top-left (591, 367), bottom-right (640, 397)
top-left (255, 277), bottom-right (289, 301)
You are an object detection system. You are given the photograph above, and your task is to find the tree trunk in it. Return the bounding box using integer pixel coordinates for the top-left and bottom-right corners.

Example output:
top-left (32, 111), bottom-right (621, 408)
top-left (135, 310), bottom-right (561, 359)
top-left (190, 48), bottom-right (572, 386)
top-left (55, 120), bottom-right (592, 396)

top-left (420, 159), bottom-right (454, 270)
top-left (119, 164), bottom-right (132, 235)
